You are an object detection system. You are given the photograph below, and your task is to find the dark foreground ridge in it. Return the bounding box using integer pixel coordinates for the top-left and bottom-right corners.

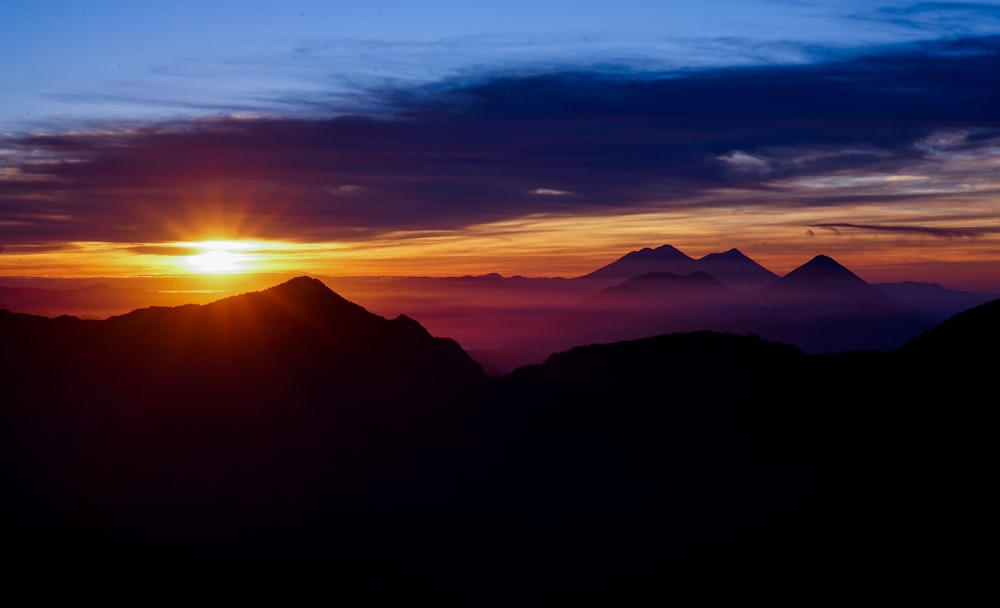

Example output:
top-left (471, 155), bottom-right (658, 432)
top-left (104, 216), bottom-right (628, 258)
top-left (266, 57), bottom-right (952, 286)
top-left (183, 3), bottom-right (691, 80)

top-left (0, 277), bottom-right (992, 602)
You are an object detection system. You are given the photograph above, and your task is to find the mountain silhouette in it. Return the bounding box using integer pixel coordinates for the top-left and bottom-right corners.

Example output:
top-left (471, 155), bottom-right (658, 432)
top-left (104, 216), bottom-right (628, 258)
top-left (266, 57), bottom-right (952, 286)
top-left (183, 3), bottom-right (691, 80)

top-left (758, 254), bottom-right (890, 304)
top-left (732, 254), bottom-right (936, 352)
top-left (2, 276), bottom-right (484, 398)
top-left (902, 295), bottom-right (1000, 358)
top-left (579, 244), bottom-right (779, 292)
top-left (546, 254), bottom-right (936, 355)
top-left (580, 244), bottom-right (696, 279)
top-left (0, 277), bottom-right (485, 569)
top-left (489, 321), bottom-right (989, 601)
top-left (0, 275), bottom-right (992, 601)
top-left (695, 248), bottom-right (779, 291)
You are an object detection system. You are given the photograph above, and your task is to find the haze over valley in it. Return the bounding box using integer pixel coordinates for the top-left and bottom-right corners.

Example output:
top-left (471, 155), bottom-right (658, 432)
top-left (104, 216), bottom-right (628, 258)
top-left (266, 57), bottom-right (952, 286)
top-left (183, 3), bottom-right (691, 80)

top-left (3, 244), bottom-right (996, 372)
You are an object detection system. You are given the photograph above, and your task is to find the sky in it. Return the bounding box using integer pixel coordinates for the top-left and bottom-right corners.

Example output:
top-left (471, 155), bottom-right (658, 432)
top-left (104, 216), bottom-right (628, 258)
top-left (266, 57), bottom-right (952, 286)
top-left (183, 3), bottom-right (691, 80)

top-left (2, 0), bottom-right (1000, 289)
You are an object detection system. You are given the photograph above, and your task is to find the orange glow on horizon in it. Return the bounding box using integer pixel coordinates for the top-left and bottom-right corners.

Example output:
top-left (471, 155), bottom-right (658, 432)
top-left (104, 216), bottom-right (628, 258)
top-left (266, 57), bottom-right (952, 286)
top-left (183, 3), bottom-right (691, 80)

top-left (0, 204), bottom-right (998, 293)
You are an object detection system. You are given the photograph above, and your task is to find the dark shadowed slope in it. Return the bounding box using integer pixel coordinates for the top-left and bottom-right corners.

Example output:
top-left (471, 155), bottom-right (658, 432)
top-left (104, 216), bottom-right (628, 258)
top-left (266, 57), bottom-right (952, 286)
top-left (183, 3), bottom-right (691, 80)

top-left (0, 277), bottom-right (484, 568)
top-left (0, 280), bottom-right (991, 602)
top-left (0, 276), bottom-right (485, 430)
top-left (4, 275), bottom-right (483, 391)
top-left (901, 296), bottom-right (1000, 368)
top-left (482, 329), bottom-right (984, 601)
top-left (889, 297), bottom-right (1000, 592)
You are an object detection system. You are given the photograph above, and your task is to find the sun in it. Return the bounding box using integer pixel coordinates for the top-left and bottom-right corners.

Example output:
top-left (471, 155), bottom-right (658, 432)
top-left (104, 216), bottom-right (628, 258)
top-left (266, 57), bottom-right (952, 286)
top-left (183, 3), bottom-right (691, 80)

top-left (184, 240), bottom-right (254, 273)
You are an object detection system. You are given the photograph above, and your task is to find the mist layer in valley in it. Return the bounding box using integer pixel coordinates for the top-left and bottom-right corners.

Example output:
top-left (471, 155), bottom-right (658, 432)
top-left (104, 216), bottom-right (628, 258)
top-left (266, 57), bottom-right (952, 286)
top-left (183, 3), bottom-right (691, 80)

top-left (5, 245), bottom-right (994, 375)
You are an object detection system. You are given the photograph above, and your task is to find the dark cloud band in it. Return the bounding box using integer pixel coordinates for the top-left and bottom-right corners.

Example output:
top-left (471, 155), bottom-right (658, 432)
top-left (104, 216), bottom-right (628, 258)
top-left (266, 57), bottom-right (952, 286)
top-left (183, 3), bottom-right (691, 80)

top-left (2, 35), bottom-right (999, 245)
top-left (810, 223), bottom-right (998, 238)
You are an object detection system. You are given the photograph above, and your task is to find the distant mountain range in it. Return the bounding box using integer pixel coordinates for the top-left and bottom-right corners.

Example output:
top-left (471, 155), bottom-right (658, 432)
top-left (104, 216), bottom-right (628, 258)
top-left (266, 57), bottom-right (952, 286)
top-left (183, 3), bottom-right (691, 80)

top-left (1, 275), bottom-right (993, 600)
top-left (873, 280), bottom-right (1000, 317)
top-left (581, 245), bottom-right (996, 315)
top-left (357, 246), bottom-right (995, 365)
top-left (580, 244), bottom-right (779, 291)
top-left (537, 251), bottom-right (948, 357)
top-left (758, 253), bottom-right (893, 305)
top-left (1, 245), bottom-right (997, 371)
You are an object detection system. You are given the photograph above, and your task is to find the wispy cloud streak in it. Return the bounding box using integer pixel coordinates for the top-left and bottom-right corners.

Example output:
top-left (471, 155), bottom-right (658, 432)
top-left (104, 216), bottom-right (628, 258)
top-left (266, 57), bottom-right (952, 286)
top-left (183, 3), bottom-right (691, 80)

top-left (810, 223), bottom-right (998, 238)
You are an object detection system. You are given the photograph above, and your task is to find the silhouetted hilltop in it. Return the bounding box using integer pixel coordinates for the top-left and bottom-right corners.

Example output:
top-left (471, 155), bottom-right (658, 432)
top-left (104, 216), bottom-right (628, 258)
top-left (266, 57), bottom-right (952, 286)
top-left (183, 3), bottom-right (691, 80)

top-left (1, 276), bottom-right (484, 397)
top-left (551, 254), bottom-right (937, 355)
top-left (514, 330), bottom-right (802, 387)
top-left (580, 244), bottom-right (695, 279)
top-left (579, 245), bottom-right (779, 292)
top-left (488, 327), bottom-right (982, 600)
top-left (902, 296), bottom-right (1000, 357)
top-left (0, 278), bottom-right (990, 601)
top-left (622, 243), bottom-right (691, 262)
top-left (696, 248), bottom-right (779, 291)
top-left (0, 277), bottom-right (484, 566)
top-left (759, 254), bottom-right (890, 304)
top-left (725, 254), bottom-right (937, 352)
top-left (895, 296), bottom-right (1000, 411)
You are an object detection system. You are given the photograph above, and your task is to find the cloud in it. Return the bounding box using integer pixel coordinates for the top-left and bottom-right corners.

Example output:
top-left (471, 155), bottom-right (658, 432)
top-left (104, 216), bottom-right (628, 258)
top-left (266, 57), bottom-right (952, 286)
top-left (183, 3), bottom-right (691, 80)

top-left (810, 223), bottom-right (999, 238)
top-left (847, 2), bottom-right (1000, 36)
top-left (126, 245), bottom-right (201, 256)
top-left (2, 35), bottom-right (1000, 246)
top-left (531, 188), bottom-right (573, 196)
top-left (717, 151), bottom-right (772, 175)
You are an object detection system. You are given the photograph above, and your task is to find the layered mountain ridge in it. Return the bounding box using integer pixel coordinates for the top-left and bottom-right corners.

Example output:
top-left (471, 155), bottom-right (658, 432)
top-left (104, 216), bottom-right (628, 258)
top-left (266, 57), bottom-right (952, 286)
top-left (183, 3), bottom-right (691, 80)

top-left (0, 272), bottom-right (995, 600)
top-left (1, 246), bottom-right (997, 370)
top-left (581, 244), bottom-right (779, 291)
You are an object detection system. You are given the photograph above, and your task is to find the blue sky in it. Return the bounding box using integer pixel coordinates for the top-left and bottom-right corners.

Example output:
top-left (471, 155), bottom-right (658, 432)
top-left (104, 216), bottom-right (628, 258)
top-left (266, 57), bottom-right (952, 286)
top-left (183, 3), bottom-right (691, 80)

top-left (2, 1), bottom-right (1000, 286)
top-left (5, 1), bottom-right (997, 132)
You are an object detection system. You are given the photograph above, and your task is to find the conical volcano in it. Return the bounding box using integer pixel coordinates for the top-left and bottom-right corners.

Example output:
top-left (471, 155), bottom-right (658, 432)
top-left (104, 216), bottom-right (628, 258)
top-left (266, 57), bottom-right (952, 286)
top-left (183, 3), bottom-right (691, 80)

top-left (760, 255), bottom-right (891, 304)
